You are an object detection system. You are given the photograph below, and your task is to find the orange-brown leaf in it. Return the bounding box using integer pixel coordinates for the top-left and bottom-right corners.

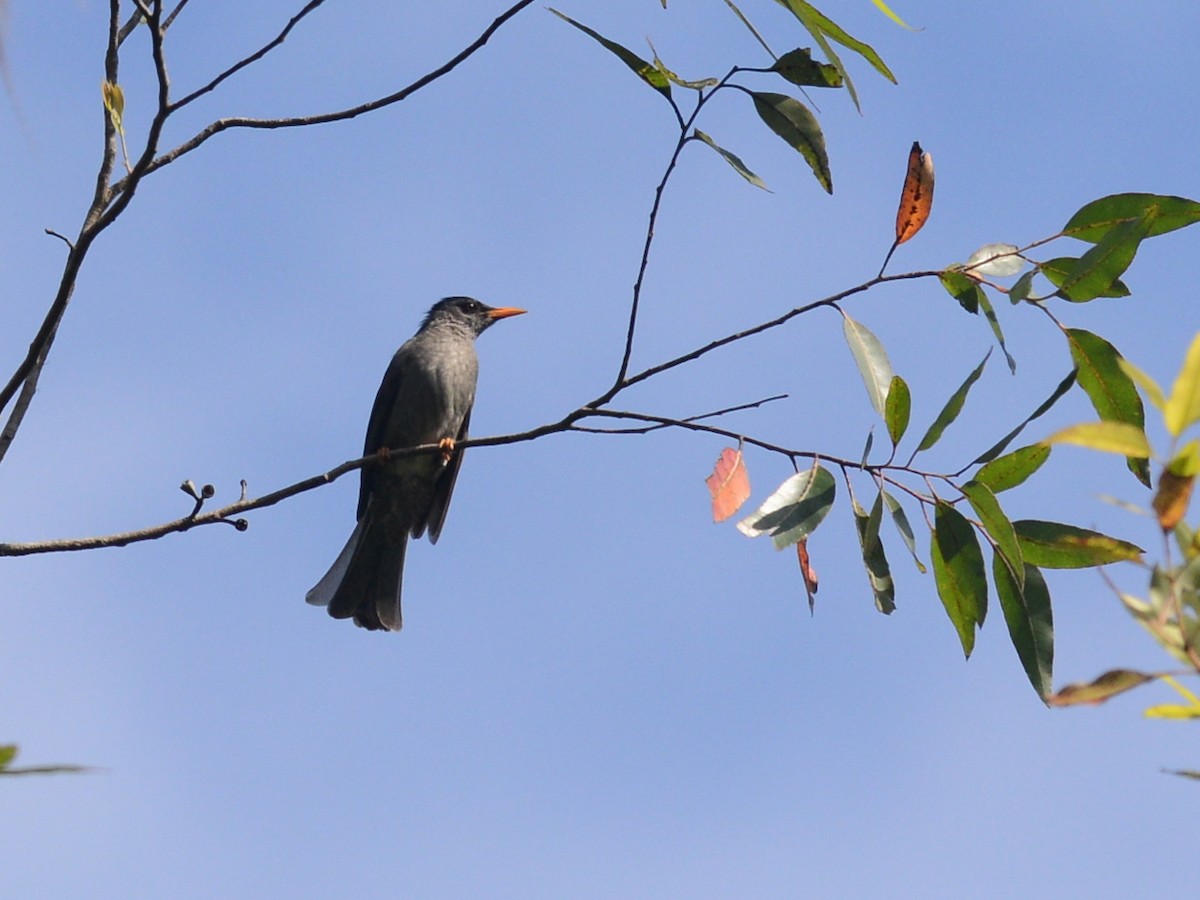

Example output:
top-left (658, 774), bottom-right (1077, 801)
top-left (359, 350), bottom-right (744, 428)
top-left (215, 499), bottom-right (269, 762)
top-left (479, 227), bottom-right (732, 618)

top-left (1153, 470), bottom-right (1194, 532)
top-left (895, 140), bottom-right (934, 244)
top-left (705, 446), bottom-right (751, 523)
top-left (1045, 668), bottom-right (1159, 707)
top-left (797, 538), bottom-right (819, 613)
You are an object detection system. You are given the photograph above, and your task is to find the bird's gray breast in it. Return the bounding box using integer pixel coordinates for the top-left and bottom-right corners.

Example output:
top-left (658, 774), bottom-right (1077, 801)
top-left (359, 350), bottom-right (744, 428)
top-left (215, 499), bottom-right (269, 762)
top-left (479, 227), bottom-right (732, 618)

top-left (384, 329), bottom-right (479, 448)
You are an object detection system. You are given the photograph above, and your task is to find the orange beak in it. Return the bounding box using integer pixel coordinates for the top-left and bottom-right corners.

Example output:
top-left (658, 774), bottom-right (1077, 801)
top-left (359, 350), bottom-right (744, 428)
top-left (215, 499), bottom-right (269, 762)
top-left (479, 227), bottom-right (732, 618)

top-left (487, 306), bottom-right (527, 320)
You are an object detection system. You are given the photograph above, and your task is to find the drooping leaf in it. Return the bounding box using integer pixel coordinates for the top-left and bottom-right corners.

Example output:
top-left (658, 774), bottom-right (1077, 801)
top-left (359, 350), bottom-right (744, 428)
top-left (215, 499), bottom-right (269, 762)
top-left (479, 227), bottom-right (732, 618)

top-left (842, 313), bottom-right (893, 416)
top-left (796, 538), bottom-right (819, 612)
top-left (930, 501), bottom-right (987, 657)
top-left (1066, 328), bottom-right (1150, 486)
top-left (772, 0), bottom-right (898, 114)
top-left (705, 446), bottom-right (752, 523)
top-left (869, 0), bottom-right (917, 30)
top-left (1063, 193), bottom-right (1200, 243)
top-left (975, 290), bottom-right (1016, 374)
top-left (1046, 669), bottom-right (1160, 707)
top-left (1008, 269), bottom-right (1037, 305)
top-left (1054, 209), bottom-right (1155, 302)
top-left (961, 480), bottom-right (1023, 589)
top-left (939, 269), bottom-right (984, 314)
top-left (0, 745), bottom-right (15, 769)
top-left (737, 463), bottom-right (836, 549)
top-left (853, 490), bottom-right (895, 614)
top-left (966, 243), bottom-right (1023, 277)
top-left (974, 444), bottom-right (1051, 493)
top-left (649, 48), bottom-right (719, 90)
top-left (972, 370), bottom-right (1076, 465)
top-left (1169, 440), bottom-right (1200, 477)
top-left (882, 490), bottom-right (926, 573)
top-left (1153, 470), bottom-right (1195, 532)
top-left (770, 47), bottom-right (842, 88)
top-left (992, 557), bottom-right (1054, 700)
top-left (1013, 520), bottom-right (1143, 569)
top-left (722, 0), bottom-right (776, 59)
top-left (549, 10), bottom-right (672, 100)
top-left (1164, 331), bottom-right (1200, 438)
top-left (750, 91), bottom-right (832, 193)
top-left (1042, 421), bottom-right (1152, 458)
top-left (884, 374), bottom-right (910, 446)
top-left (1038, 257), bottom-right (1129, 299)
top-left (1144, 704), bottom-right (1200, 720)
top-left (894, 141), bottom-right (934, 245)
top-left (694, 129), bottom-right (769, 190)
top-left (1118, 358), bottom-right (1166, 411)
top-left (915, 350), bottom-right (990, 453)
top-left (101, 80), bottom-right (125, 134)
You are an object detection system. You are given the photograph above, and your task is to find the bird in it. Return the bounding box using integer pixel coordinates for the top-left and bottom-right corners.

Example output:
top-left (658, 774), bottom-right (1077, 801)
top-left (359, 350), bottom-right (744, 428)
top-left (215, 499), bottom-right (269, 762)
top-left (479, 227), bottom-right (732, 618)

top-left (306, 296), bottom-right (526, 631)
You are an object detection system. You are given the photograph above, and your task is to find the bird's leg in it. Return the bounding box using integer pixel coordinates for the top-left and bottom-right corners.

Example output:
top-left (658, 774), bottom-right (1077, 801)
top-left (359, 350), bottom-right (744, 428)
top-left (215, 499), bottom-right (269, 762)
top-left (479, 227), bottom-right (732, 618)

top-left (438, 437), bottom-right (455, 466)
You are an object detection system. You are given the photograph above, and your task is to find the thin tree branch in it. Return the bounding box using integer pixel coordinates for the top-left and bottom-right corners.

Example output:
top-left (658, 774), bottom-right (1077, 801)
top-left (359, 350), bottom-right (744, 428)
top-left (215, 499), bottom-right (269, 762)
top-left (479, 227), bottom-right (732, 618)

top-left (110, 0), bottom-right (537, 193)
top-left (571, 393), bottom-right (788, 434)
top-left (604, 71), bottom-right (737, 396)
top-left (167, 0), bottom-right (330, 113)
top-left (0, 1), bottom-right (124, 460)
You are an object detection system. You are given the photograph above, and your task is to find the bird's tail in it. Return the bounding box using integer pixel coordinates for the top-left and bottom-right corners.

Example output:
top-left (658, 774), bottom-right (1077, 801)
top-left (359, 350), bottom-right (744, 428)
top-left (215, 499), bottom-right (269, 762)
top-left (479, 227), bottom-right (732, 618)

top-left (306, 515), bottom-right (406, 632)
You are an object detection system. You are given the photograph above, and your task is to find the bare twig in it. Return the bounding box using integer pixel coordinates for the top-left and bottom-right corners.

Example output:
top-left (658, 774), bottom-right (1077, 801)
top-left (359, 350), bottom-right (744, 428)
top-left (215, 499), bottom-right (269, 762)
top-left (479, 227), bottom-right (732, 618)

top-left (110, 0), bottom-right (538, 193)
top-left (168, 0), bottom-right (330, 113)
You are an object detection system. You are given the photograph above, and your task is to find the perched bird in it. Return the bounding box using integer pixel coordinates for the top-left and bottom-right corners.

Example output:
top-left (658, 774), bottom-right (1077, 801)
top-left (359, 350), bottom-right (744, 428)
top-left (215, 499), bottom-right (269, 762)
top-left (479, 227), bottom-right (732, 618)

top-left (306, 296), bottom-right (526, 631)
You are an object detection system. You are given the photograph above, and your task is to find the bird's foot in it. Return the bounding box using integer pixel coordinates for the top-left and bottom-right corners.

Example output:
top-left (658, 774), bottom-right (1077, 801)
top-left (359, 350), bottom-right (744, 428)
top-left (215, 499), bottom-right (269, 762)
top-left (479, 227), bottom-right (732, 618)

top-left (438, 437), bottom-right (455, 466)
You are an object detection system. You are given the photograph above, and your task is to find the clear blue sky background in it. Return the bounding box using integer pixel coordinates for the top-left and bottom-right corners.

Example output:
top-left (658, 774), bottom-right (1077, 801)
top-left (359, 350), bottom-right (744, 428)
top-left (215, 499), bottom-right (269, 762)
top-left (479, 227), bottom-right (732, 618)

top-left (3, 2), bottom-right (1199, 897)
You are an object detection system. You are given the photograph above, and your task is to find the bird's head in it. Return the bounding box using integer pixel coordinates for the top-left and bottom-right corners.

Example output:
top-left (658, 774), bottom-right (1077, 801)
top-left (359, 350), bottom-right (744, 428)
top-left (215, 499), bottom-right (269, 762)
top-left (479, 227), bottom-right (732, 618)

top-left (421, 296), bottom-right (527, 338)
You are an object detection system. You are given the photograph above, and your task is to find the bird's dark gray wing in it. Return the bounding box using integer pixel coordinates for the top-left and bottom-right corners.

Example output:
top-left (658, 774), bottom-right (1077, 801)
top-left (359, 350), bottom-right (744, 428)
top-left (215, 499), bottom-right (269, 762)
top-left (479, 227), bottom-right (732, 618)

top-left (423, 405), bottom-right (471, 544)
top-left (357, 351), bottom-right (406, 522)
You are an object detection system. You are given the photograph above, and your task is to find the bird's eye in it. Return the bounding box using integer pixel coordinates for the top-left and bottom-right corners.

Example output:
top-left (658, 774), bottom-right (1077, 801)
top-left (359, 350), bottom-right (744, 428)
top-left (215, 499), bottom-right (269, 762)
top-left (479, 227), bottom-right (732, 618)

top-left (463, 300), bottom-right (479, 312)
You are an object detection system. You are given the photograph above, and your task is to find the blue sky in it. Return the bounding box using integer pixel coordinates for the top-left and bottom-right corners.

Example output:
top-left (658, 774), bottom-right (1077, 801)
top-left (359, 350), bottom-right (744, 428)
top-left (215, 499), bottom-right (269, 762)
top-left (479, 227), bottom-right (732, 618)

top-left (3, 2), bottom-right (1199, 897)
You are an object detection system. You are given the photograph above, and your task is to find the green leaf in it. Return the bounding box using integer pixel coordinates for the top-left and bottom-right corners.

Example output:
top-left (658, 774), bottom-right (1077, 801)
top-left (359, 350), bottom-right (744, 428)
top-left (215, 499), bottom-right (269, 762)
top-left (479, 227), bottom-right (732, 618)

top-left (722, 0), bottom-right (776, 59)
top-left (870, 0), bottom-right (917, 30)
top-left (1042, 421), bottom-right (1152, 458)
top-left (1053, 209), bottom-right (1155, 302)
top-left (975, 444), bottom-right (1051, 493)
top-left (1013, 520), bottom-right (1143, 569)
top-left (770, 47), bottom-right (843, 87)
top-left (1046, 668), bottom-right (1160, 707)
top-left (772, 0), bottom-right (898, 114)
top-left (976, 289), bottom-right (1016, 373)
top-left (0, 745), bottom-right (16, 769)
top-left (750, 91), bottom-right (831, 193)
top-left (939, 269), bottom-right (984, 314)
top-left (1164, 331), bottom-right (1200, 437)
top-left (842, 313), bottom-right (893, 416)
top-left (915, 350), bottom-right (990, 453)
top-left (853, 490), bottom-right (896, 614)
top-left (992, 557), bottom-right (1054, 700)
top-left (1169, 440), bottom-right (1200, 477)
top-left (737, 464), bottom-right (836, 549)
top-left (931, 502), bottom-right (988, 658)
top-left (883, 490), bottom-right (926, 573)
top-left (1066, 328), bottom-right (1151, 486)
top-left (694, 129), bottom-right (768, 190)
top-left (549, 9), bottom-right (672, 100)
top-left (972, 371), bottom-right (1076, 465)
top-left (1063, 193), bottom-right (1200, 243)
top-left (961, 480), bottom-right (1024, 589)
top-left (1118, 358), bottom-right (1166, 411)
top-left (884, 374), bottom-right (910, 445)
top-left (1039, 257), bottom-right (1130, 299)
top-left (1008, 269), bottom-right (1037, 305)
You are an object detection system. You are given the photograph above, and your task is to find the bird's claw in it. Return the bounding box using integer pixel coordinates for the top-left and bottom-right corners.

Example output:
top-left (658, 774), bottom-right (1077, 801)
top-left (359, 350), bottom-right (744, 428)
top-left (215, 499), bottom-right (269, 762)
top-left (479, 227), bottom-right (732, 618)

top-left (438, 437), bottom-right (455, 466)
